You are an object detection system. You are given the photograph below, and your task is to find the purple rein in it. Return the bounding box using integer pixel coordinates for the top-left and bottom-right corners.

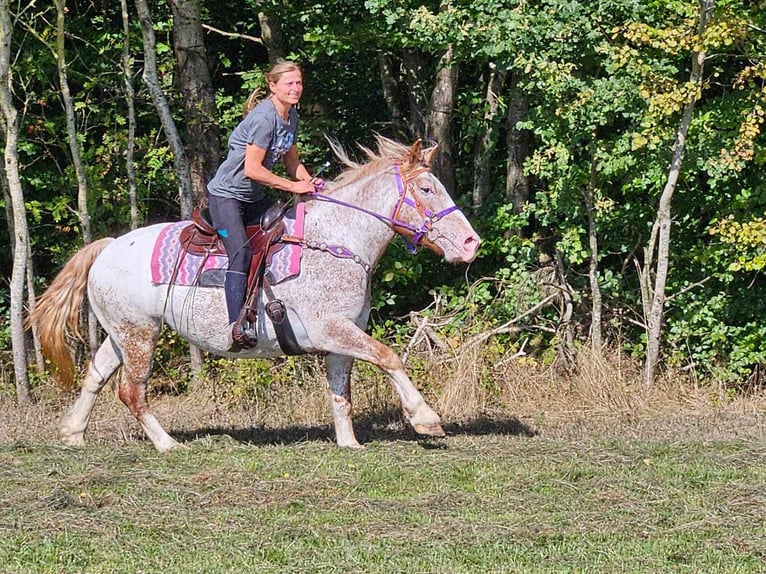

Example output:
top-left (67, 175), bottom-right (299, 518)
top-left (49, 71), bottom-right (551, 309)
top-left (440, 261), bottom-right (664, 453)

top-left (308, 163), bottom-right (460, 254)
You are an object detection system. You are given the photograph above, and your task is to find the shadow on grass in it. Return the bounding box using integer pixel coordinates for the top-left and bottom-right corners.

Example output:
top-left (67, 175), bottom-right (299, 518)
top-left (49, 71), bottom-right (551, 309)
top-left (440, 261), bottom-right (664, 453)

top-left (174, 408), bottom-right (536, 448)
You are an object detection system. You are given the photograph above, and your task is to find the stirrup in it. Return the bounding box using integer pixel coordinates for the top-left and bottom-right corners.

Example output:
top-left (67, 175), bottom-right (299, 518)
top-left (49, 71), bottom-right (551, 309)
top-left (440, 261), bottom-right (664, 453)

top-left (230, 307), bottom-right (258, 350)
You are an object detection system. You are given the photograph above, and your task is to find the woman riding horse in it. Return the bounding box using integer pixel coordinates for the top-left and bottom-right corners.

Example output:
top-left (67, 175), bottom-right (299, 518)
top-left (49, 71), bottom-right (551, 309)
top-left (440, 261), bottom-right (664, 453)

top-left (207, 60), bottom-right (325, 350)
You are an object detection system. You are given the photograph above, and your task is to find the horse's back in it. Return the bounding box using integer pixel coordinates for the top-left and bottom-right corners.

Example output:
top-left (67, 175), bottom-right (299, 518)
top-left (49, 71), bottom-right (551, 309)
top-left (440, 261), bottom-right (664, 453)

top-left (88, 223), bottom-right (176, 326)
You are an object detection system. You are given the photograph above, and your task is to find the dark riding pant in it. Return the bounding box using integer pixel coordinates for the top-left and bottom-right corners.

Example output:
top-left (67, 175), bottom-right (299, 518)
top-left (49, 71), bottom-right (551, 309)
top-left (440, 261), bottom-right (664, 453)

top-left (208, 194), bottom-right (273, 324)
top-left (208, 194), bottom-right (273, 274)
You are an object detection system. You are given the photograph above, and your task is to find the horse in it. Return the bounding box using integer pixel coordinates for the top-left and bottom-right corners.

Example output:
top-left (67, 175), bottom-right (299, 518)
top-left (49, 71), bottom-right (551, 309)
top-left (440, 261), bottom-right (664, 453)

top-left (29, 136), bottom-right (481, 452)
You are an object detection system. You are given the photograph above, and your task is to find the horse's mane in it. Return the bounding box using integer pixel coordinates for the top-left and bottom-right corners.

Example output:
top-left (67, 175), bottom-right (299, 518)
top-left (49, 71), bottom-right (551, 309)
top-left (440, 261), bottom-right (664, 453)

top-left (328, 135), bottom-right (427, 187)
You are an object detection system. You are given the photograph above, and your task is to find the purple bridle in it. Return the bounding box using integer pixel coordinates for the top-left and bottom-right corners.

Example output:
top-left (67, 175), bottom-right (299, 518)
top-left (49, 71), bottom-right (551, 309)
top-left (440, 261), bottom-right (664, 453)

top-left (308, 163), bottom-right (461, 254)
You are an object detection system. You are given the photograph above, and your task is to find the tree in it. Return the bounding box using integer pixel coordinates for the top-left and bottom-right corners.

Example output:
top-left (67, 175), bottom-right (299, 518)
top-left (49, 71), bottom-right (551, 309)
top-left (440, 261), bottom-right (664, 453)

top-left (53, 0), bottom-right (104, 355)
top-left (168, 0), bottom-right (220, 209)
top-left (471, 64), bottom-right (506, 208)
top-left (121, 0), bottom-right (140, 230)
top-left (425, 45), bottom-right (458, 194)
top-left (0, 0), bottom-right (30, 403)
top-left (643, 1), bottom-right (714, 386)
top-left (54, 0), bottom-right (91, 244)
top-left (135, 0), bottom-right (193, 219)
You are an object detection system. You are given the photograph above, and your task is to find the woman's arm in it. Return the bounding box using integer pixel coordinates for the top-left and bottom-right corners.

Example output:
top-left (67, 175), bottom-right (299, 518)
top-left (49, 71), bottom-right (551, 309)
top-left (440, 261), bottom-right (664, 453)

top-left (244, 144), bottom-right (315, 194)
top-left (283, 145), bottom-right (311, 181)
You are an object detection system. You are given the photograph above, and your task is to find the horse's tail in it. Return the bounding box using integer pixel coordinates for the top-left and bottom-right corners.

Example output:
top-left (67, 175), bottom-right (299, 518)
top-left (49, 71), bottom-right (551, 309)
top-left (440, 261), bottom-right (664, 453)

top-left (27, 237), bottom-right (115, 389)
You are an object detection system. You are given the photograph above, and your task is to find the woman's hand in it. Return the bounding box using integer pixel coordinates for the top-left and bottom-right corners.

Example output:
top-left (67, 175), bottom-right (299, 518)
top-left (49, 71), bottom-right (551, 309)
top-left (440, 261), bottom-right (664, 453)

top-left (309, 176), bottom-right (326, 191)
top-left (290, 179), bottom-right (319, 194)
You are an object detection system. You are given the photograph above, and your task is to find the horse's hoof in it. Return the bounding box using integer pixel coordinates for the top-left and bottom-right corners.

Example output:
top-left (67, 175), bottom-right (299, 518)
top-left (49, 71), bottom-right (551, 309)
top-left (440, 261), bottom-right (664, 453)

top-left (413, 423), bottom-right (446, 438)
top-left (155, 439), bottom-right (186, 453)
top-left (60, 433), bottom-right (86, 447)
top-left (338, 441), bottom-right (366, 450)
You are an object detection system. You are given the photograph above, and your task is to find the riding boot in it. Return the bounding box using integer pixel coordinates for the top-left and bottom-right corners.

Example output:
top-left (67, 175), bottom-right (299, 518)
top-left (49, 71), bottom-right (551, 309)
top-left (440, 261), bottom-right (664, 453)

top-left (224, 271), bottom-right (257, 349)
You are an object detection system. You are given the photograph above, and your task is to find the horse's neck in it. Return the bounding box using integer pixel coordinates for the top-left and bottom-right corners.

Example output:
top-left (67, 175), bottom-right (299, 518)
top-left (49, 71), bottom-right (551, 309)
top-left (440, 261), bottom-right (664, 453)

top-left (304, 173), bottom-right (397, 267)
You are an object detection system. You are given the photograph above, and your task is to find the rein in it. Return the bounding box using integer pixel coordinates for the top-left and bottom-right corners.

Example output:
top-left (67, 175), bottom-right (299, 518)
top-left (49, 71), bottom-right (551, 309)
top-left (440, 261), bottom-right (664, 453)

top-left (307, 163), bottom-right (460, 256)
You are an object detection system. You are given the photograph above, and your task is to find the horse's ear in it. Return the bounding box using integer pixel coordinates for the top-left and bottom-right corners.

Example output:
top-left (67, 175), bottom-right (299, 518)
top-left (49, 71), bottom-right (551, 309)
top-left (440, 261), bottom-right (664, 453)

top-left (422, 144), bottom-right (439, 167)
top-left (408, 139), bottom-right (423, 165)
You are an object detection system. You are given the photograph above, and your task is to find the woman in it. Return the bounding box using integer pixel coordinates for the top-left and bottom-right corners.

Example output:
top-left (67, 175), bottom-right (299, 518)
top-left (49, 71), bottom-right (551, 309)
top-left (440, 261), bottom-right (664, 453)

top-left (207, 60), bottom-right (322, 349)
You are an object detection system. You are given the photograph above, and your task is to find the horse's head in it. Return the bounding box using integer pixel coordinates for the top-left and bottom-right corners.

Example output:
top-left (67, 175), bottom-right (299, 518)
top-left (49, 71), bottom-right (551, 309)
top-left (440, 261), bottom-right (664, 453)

top-left (392, 140), bottom-right (481, 263)
top-left (321, 136), bottom-right (481, 265)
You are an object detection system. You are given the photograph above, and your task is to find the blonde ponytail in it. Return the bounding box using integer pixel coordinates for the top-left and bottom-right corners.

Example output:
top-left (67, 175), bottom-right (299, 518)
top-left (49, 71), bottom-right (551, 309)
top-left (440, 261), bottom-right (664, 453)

top-left (242, 88), bottom-right (264, 118)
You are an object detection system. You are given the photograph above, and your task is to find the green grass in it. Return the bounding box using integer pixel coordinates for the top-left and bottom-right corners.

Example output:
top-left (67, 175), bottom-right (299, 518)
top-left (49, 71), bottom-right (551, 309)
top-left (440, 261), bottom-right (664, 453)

top-left (1, 432), bottom-right (765, 573)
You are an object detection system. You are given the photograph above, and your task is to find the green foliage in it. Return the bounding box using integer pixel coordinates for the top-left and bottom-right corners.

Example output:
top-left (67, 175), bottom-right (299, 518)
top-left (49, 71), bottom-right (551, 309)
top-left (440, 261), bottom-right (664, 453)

top-left (709, 215), bottom-right (766, 272)
top-left (0, 290), bottom-right (10, 352)
top-left (6, 0), bottom-right (766, 387)
top-left (151, 329), bottom-right (195, 395)
top-left (204, 355), bottom-right (309, 408)
top-left (666, 290), bottom-right (766, 382)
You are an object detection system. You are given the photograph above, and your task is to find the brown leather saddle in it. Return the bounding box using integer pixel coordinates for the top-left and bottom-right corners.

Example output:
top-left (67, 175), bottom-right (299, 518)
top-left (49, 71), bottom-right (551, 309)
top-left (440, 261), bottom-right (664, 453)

top-left (174, 207), bottom-right (304, 355)
top-left (178, 207), bottom-right (286, 292)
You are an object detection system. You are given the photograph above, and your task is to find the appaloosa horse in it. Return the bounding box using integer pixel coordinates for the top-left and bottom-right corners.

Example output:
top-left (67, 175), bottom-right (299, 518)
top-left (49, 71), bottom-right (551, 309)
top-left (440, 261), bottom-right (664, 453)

top-left (30, 136), bottom-right (481, 451)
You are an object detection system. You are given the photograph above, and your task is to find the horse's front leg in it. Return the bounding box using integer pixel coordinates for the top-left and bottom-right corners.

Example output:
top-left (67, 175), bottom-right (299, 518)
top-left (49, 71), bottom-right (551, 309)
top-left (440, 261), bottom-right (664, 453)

top-left (320, 319), bottom-right (445, 440)
top-left (325, 353), bottom-right (363, 448)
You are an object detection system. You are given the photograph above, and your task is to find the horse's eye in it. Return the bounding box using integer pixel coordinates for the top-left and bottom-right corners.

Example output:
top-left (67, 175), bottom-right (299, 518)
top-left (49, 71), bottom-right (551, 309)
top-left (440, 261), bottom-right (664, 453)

top-left (418, 186), bottom-right (433, 195)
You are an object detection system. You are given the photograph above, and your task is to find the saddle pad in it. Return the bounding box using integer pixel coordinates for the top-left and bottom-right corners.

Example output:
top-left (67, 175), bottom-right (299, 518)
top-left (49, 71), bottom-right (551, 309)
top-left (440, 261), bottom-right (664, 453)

top-left (266, 203), bottom-right (305, 285)
top-left (150, 203), bottom-right (305, 286)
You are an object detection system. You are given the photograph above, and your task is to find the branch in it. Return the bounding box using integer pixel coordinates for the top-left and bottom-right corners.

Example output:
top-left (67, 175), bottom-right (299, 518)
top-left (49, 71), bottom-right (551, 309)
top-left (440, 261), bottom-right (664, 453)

top-left (401, 312), bottom-right (431, 364)
top-left (494, 338), bottom-right (528, 367)
top-left (201, 23), bottom-right (263, 45)
top-left (665, 276), bottom-right (712, 303)
top-left (462, 293), bottom-right (558, 350)
top-left (401, 312), bottom-right (451, 364)
top-left (17, 19), bottom-right (56, 60)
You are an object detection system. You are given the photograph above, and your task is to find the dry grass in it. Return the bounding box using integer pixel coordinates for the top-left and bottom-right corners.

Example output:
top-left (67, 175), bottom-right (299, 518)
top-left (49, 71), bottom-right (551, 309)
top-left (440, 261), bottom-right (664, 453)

top-left (2, 346), bottom-right (765, 447)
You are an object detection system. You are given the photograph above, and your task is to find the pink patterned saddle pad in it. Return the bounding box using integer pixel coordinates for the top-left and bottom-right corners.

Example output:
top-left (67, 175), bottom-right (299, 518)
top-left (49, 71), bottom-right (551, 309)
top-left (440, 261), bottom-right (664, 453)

top-left (150, 203), bottom-right (305, 286)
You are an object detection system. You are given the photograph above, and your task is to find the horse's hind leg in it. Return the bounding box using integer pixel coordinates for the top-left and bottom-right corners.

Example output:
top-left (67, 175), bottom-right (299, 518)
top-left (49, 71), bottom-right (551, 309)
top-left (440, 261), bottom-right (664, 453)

top-left (115, 324), bottom-right (181, 453)
top-left (60, 336), bottom-right (122, 447)
top-left (326, 354), bottom-right (363, 448)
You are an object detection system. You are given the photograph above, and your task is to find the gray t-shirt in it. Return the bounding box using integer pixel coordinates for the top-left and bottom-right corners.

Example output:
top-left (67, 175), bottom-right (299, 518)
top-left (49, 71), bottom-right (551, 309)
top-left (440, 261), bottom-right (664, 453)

top-left (207, 98), bottom-right (299, 203)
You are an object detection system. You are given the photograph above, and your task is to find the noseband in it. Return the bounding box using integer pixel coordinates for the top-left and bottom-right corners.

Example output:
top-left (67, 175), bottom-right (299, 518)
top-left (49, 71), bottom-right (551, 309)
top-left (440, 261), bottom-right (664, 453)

top-left (309, 163), bottom-right (460, 254)
top-left (390, 163), bottom-right (460, 253)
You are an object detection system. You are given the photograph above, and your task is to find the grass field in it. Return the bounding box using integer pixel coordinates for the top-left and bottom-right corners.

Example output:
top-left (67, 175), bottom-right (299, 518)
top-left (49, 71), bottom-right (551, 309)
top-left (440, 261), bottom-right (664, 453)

top-left (2, 384), bottom-right (766, 573)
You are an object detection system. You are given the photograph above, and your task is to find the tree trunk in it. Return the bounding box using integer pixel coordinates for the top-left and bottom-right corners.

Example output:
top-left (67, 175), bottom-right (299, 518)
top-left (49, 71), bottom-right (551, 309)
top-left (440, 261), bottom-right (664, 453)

top-left (584, 154), bottom-right (603, 354)
top-left (55, 0), bottom-right (91, 244)
top-left (55, 0), bottom-right (101, 356)
top-left (2, 134), bottom-right (44, 376)
top-left (471, 64), bottom-right (506, 208)
top-left (135, 0), bottom-right (193, 219)
top-left (169, 0), bottom-right (220, 210)
top-left (554, 249), bottom-right (576, 371)
top-left (378, 51), bottom-right (405, 138)
top-left (0, 0), bottom-right (30, 403)
top-left (643, 0), bottom-right (712, 387)
top-left (425, 45), bottom-right (458, 195)
top-left (505, 72), bottom-right (530, 216)
top-left (121, 0), bottom-right (140, 230)
top-left (400, 49), bottom-right (426, 140)
top-left (258, 11), bottom-right (285, 65)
